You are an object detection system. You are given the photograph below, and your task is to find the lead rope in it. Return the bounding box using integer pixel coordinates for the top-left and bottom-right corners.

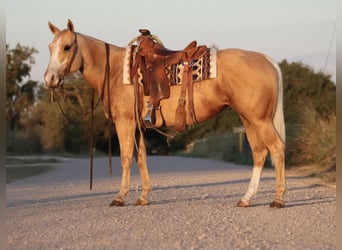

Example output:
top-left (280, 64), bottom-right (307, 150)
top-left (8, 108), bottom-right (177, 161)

top-left (89, 89), bottom-right (95, 190)
top-left (50, 41), bottom-right (111, 190)
top-left (90, 43), bottom-right (112, 189)
top-left (104, 43), bottom-right (113, 176)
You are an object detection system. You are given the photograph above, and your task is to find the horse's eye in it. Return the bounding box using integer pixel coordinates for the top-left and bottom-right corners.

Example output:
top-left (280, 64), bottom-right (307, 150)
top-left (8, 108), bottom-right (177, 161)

top-left (64, 45), bottom-right (71, 51)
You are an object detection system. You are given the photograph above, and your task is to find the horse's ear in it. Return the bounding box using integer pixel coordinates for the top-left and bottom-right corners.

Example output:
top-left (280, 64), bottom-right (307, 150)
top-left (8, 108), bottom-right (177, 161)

top-left (67, 19), bottom-right (74, 32)
top-left (48, 21), bottom-right (60, 35)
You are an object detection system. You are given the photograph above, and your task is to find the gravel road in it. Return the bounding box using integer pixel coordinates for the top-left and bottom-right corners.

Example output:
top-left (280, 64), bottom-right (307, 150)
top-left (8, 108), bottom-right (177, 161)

top-left (6, 156), bottom-right (336, 249)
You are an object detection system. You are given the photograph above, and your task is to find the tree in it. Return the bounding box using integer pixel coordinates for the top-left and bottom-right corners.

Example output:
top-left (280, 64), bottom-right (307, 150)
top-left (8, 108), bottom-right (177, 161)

top-left (280, 60), bottom-right (336, 122)
top-left (31, 73), bottom-right (110, 153)
top-left (279, 60), bottom-right (336, 169)
top-left (6, 43), bottom-right (38, 130)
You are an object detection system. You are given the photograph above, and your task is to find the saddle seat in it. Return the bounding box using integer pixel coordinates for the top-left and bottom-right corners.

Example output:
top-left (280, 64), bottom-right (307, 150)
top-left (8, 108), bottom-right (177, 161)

top-left (150, 40), bottom-right (198, 65)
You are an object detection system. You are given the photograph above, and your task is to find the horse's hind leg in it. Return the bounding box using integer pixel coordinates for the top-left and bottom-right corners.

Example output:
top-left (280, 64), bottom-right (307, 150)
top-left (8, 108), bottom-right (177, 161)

top-left (254, 120), bottom-right (286, 208)
top-left (135, 132), bottom-right (152, 205)
top-left (237, 120), bottom-right (268, 207)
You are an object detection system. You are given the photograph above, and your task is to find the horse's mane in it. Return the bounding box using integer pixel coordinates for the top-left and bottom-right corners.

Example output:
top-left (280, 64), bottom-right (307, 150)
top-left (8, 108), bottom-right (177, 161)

top-left (79, 33), bottom-right (123, 49)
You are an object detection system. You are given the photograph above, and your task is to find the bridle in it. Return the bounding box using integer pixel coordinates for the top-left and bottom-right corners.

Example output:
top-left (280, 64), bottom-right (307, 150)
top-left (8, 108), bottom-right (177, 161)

top-left (60, 32), bottom-right (81, 82)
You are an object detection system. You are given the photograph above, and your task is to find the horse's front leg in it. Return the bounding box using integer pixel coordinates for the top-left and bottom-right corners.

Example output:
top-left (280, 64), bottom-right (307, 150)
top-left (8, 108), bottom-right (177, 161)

top-left (135, 132), bottom-right (152, 205)
top-left (109, 120), bottom-right (135, 207)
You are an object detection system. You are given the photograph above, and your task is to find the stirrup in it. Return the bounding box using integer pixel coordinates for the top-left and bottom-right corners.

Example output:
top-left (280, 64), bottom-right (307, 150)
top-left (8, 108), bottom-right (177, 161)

top-left (144, 103), bottom-right (156, 127)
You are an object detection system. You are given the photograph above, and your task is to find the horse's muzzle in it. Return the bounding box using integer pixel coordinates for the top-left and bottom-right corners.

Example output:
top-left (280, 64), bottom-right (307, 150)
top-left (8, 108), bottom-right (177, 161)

top-left (44, 71), bottom-right (64, 88)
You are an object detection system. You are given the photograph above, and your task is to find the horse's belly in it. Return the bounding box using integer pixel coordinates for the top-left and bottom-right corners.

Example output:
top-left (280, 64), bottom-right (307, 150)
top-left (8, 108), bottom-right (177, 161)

top-left (142, 82), bottom-right (227, 127)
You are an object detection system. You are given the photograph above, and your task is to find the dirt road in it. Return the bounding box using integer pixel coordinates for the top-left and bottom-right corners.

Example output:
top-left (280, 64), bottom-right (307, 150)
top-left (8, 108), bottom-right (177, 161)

top-left (6, 156), bottom-right (336, 249)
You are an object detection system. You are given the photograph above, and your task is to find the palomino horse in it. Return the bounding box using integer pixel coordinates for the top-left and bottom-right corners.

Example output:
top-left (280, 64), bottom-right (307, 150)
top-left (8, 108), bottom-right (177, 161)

top-left (44, 20), bottom-right (286, 208)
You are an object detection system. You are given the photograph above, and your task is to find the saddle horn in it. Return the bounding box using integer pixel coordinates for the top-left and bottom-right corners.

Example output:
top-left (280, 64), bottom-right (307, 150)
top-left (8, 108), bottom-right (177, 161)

top-left (139, 29), bottom-right (151, 36)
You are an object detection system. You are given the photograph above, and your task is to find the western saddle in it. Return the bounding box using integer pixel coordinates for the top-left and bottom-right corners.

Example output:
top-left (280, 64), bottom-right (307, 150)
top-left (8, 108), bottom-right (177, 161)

top-left (130, 29), bottom-right (207, 131)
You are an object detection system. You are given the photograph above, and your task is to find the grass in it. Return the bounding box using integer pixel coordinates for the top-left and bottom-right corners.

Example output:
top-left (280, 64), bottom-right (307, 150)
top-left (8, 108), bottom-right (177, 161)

top-left (6, 156), bottom-right (60, 183)
top-left (6, 165), bottom-right (55, 183)
top-left (6, 157), bottom-right (62, 165)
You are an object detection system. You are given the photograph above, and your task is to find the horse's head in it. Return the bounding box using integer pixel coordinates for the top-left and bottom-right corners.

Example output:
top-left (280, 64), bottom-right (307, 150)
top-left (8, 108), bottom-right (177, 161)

top-left (44, 19), bottom-right (83, 88)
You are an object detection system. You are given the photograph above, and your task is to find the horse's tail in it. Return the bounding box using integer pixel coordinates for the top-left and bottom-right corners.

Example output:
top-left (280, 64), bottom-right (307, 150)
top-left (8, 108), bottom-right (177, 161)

top-left (265, 56), bottom-right (286, 144)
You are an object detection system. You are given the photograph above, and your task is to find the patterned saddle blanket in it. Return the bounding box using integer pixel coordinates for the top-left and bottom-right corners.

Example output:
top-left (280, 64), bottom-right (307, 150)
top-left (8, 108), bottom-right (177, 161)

top-left (122, 45), bottom-right (217, 86)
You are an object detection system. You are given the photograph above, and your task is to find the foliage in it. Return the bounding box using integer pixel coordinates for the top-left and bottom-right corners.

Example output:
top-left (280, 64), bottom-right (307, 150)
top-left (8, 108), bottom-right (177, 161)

top-left (29, 73), bottom-right (110, 153)
top-left (280, 60), bottom-right (336, 122)
top-left (6, 43), bottom-right (38, 130)
top-left (6, 129), bottom-right (41, 155)
top-left (280, 60), bottom-right (336, 169)
top-left (286, 104), bottom-right (335, 167)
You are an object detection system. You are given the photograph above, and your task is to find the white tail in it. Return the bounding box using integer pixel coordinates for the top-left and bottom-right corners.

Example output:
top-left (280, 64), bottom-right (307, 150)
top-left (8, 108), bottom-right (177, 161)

top-left (265, 56), bottom-right (286, 144)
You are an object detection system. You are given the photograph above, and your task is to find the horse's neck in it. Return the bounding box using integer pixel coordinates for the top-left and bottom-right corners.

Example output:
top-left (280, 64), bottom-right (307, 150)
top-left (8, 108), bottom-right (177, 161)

top-left (78, 34), bottom-right (124, 94)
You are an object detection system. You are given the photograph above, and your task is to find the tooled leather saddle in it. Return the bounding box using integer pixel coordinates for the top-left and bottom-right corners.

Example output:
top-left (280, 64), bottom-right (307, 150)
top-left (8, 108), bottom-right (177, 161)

top-left (130, 29), bottom-right (207, 130)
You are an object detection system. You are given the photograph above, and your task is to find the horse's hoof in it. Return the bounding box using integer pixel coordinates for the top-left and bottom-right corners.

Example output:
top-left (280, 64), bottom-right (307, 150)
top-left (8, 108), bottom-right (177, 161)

top-left (109, 199), bottom-right (125, 207)
top-left (236, 199), bottom-right (250, 207)
top-left (270, 199), bottom-right (285, 208)
top-left (135, 198), bottom-right (149, 206)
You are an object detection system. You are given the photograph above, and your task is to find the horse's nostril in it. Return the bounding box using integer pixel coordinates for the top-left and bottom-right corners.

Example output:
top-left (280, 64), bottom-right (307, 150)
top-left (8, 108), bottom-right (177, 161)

top-left (44, 72), bottom-right (58, 87)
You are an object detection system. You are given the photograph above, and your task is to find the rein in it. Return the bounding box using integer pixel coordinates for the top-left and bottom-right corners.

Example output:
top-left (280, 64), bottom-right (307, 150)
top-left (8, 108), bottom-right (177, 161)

top-left (50, 41), bottom-right (113, 190)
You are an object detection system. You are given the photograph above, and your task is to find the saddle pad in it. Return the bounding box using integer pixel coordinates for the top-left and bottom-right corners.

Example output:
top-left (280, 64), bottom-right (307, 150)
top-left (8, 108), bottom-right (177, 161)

top-left (122, 46), bottom-right (217, 85)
